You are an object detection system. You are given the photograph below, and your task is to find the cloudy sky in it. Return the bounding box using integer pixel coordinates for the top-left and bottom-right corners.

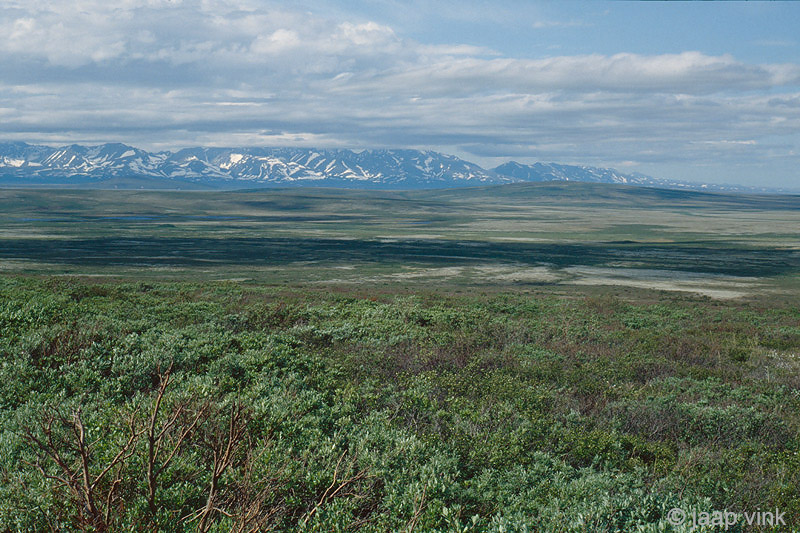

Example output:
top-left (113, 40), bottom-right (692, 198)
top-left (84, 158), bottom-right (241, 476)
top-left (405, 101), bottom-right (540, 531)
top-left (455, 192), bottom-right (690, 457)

top-left (1, 0), bottom-right (799, 187)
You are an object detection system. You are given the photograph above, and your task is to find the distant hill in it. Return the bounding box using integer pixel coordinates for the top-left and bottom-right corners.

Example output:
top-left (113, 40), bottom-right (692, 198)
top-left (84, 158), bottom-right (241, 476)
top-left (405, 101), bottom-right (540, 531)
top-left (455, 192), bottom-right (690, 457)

top-left (491, 161), bottom-right (778, 193)
top-left (0, 141), bottom-right (786, 193)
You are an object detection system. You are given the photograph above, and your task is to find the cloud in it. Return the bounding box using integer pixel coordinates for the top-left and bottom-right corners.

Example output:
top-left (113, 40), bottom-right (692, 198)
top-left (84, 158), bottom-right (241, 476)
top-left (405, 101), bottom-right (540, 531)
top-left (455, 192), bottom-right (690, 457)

top-left (330, 52), bottom-right (800, 97)
top-left (3, 2), bottom-right (796, 94)
top-left (0, 1), bottom-right (799, 186)
top-left (698, 140), bottom-right (758, 146)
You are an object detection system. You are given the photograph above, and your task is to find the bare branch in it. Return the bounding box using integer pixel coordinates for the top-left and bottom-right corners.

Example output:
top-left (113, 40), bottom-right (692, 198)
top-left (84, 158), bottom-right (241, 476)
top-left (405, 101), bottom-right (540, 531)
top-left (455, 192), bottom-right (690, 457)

top-left (194, 401), bottom-right (250, 533)
top-left (302, 450), bottom-right (371, 527)
top-left (24, 406), bottom-right (142, 532)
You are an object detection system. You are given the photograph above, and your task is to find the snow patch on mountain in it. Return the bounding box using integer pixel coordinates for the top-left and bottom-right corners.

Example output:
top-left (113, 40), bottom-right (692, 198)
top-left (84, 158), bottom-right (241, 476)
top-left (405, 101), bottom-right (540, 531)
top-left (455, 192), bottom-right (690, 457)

top-left (0, 142), bottom-right (787, 193)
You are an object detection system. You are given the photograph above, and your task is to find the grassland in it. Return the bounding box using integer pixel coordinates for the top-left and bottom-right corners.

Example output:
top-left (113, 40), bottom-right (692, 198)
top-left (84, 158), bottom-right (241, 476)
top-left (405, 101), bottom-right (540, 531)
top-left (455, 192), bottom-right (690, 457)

top-left (0, 183), bottom-right (798, 531)
top-left (1, 184), bottom-right (799, 297)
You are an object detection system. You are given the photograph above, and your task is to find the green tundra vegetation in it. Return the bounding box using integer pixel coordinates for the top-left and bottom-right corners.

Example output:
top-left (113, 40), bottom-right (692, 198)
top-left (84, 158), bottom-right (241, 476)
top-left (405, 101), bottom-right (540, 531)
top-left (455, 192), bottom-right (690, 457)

top-left (1, 279), bottom-right (798, 531)
top-left (0, 184), bottom-right (798, 531)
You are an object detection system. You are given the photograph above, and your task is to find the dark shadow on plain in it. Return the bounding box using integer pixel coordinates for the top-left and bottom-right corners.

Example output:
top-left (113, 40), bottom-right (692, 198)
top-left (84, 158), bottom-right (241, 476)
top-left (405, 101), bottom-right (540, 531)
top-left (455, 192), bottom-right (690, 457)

top-left (1, 237), bottom-right (798, 277)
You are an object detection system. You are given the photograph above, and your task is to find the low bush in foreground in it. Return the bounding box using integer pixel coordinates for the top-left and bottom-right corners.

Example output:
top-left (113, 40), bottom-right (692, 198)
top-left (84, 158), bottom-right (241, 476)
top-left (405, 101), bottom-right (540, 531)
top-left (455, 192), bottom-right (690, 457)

top-left (0, 276), bottom-right (798, 531)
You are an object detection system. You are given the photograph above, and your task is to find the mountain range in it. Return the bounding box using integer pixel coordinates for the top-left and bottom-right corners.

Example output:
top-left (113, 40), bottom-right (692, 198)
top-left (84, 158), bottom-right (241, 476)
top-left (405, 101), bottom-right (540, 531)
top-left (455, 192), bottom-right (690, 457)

top-left (0, 141), bottom-right (783, 193)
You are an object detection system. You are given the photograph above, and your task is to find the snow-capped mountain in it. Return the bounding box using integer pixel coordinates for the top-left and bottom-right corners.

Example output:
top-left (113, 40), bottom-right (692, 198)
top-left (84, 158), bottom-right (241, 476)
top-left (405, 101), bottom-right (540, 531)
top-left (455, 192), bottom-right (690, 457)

top-left (0, 143), bottom-right (506, 189)
top-left (490, 161), bottom-right (782, 193)
top-left (493, 161), bottom-right (657, 186)
top-left (160, 147), bottom-right (504, 187)
top-left (0, 142), bottom-right (784, 192)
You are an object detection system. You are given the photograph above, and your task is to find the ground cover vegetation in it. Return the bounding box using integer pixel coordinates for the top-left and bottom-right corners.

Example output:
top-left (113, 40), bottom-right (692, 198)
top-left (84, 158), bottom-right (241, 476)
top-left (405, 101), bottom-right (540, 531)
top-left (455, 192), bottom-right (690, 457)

top-left (1, 276), bottom-right (798, 531)
top-left (1, 184), bottom-right (798, 530)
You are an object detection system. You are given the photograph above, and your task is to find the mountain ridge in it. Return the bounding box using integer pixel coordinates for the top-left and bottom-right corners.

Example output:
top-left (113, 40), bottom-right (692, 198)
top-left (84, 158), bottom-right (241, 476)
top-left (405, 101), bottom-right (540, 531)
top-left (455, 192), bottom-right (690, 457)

top-left (0, 142), bottom-right (787, 193)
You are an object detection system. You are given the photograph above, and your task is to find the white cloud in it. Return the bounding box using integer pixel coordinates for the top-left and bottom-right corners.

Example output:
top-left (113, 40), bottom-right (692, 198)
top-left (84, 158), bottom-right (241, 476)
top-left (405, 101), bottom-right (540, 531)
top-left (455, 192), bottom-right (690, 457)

top-left (0, 1), bottom-right (799, 186)
top-left (698, 140), bottom-right (758, 146)
top-left (251, 29), bottom-right (302, 55)
top-left (1, 12), bottom-right (128, 67)
top-left (336, 21), bottom-right (396, 47)
top-left (333, 52), bottom-right (800, 97)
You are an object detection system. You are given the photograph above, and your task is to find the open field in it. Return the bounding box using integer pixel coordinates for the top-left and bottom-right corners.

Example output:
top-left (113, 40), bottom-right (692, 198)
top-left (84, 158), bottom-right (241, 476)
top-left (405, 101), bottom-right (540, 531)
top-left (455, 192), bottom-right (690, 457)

top-left (1, 183), bottom-right (799, 531)
top-left (1, 183), bottom-right (799, 300)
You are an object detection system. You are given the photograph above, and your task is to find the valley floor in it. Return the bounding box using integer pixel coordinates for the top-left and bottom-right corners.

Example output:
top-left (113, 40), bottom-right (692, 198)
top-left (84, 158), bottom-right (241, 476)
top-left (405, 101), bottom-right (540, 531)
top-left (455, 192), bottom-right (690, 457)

top-left (0, 184), bottom-right (798, 530)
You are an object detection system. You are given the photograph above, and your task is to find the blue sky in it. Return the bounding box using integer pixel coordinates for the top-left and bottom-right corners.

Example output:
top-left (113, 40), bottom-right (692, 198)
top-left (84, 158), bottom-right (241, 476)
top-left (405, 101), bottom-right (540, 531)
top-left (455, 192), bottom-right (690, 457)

top-left (1, 0), bottom-right (799, 187)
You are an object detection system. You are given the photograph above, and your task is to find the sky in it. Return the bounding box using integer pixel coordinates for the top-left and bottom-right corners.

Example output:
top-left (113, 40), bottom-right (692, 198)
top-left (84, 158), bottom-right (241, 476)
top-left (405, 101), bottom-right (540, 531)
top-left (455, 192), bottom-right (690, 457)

top-left (1, 1), bottom-right (799, 187)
